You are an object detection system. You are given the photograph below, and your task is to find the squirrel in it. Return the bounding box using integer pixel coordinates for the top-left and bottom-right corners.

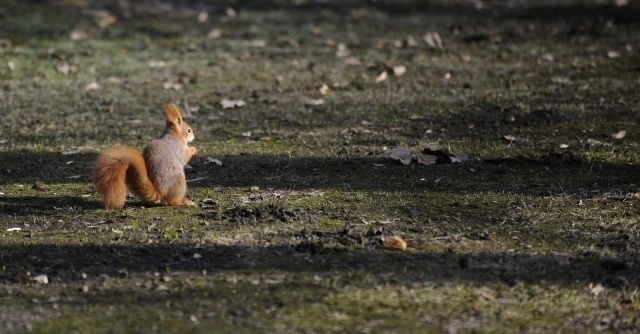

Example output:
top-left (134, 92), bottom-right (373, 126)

top-left (93, 103), bottom-right (197, 210)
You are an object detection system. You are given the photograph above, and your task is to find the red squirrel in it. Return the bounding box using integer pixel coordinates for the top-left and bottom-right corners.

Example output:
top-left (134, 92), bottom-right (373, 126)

top-left (94, 103), bottom-right (196, 210)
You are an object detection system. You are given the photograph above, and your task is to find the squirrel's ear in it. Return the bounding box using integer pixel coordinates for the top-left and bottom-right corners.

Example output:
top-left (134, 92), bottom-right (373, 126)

top-left (165, 103), bottom-right (183, 126)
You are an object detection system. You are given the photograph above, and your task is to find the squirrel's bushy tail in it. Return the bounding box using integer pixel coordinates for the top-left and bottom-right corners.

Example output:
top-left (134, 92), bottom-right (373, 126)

top-left (93, 146), bottom-right (161, 210)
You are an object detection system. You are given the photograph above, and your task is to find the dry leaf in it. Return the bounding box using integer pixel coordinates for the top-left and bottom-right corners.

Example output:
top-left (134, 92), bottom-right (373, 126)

top-left (163, 82), bottom-right (183, 90)
top-left (69, 30), bottom-right (88, 41)
top-left (500, 134), bottom-right (517, 142)
top-left (424, 32), bottom-right (444, 51)
top-left (607, 50), bottom-right (621, 58)
top-left (443, 72), bottom-right (452, 80)
top-left (336, 43), bottom-right (349, 58)
top-left (220, 99), bottom-right (246, 109)
top-left (208, 29), bottom-right (223, 39)
top-left (32, 182), bottom-right (46, 191)
top-left (225, 7), bottom-right (236, 18)
top-left (206, 157), bottom-right (223, 165)
top-left (85, 81), bottom-right (100, 91)
top-left (589, 283), bottom-right (605, 296)
top-left (319, 83), bottom-right (331, 95)
top-left (107, 76), bottom-right (124, 84)
top-left (56, 63), bottom-right (75, 75)
top-left (7, 227), bottom-right (21, 232)
top-left (416, 152), bottom-right (437, 165)
top-left (281, 36), bottom-right (300, 48)
top-left (611, 130), bottom-right (626, 139)
top-left (8, 60), bottom-right (15, 71)
top-left (381, 236), bottom-right (407, 251)
top-left (34, 274), bottom-right (49, 285)
top-left (559, 144), bottom-right (569, 149)
top-left (344, 57), bottom-right (363, 66)
top-left (304, 98), bottom-right (324, 106)
top-left (375, 70), bottom-right (388, 83)
top-left (384, 147), bottom-right (413, 165)
top-left (392, 65), bottom-right (406, 76)
top-left (95, 10), bottom-right (117, 29)
top-left (197, 11), bottom-right (208, 23)
top-left (148, 60), bottom-right (166, 68)
top-left (310, 27), bottom-right (323, 36)
top-left (405, 35), bottom-right (418, 47)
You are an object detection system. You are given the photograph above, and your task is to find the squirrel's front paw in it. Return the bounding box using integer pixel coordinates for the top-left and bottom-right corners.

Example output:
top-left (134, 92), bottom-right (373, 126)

top-left (188, 146), bottom-right (197, 155)
top-left (184, 199), bottom-right (196, 206)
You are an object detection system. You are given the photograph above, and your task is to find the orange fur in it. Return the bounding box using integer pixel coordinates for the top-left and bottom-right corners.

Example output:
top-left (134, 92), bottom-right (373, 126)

top-left (93, 103), bottom-right (196, 210)
top-left (93, 146), bottom-right (162, 210)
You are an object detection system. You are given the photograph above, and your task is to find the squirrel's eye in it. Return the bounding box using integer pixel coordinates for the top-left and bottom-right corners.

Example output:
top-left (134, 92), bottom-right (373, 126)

top-left (188, 129), bottom-right (192, 133)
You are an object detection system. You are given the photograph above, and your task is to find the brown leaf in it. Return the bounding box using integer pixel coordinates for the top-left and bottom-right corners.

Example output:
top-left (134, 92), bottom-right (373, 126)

top-left (310, 27), bottom-right (323, 36)
top-left (208, 29), bottom-right (223, 39)
top-left (163, 82), bottom-right (183, 90)
top-left (384, 147), bottom-right (413, 165)
top-left (197, 11), bottom-right (208, 23)
top-left (611, 130), bottom-right (626, 139)
top-left (607, 50), bottom-right (621, 59)
top-left (95, 10), bottom-right (117, 29)
top-left (85, 81), bottom-right (101, 91)
top-left (344, 57), bottom-right (363, 66)
top-left (500, 134), bottom-right (517, 142)
top-left (319, 83), bottom-right (331, 95)
top-left (69, 30), bottom-right (89, 41)
top-left (375, 70), bottom-right (388, 83)
top-left (416, 152), bottom-right (437, 165)
top-left (424, 32), bottom-right (444, 51)
top-left (281, 36), bottom-right (300, 48)
top-left (589, 283), bottom-right (605, 296)
top-left (392, 65), bottom-right (407, 76)
top-left (220, 99), bottom-right (246, 109)
top-left (32, 182), bottom-right (46, 191)
top-left (381, 236), bottom-right (407, 251)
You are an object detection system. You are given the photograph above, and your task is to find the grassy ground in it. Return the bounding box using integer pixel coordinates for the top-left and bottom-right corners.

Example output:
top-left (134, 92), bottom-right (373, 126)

top-left (1, 0), bottom-right (640, 332)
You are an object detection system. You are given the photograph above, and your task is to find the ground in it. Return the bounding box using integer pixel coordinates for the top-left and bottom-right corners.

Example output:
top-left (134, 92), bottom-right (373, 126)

top-left (1, 0), bottom-right (639, 332)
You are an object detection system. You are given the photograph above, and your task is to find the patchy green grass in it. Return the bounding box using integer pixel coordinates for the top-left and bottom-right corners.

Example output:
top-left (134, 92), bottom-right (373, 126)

top-left (1, 0), bottom-right (640, 332)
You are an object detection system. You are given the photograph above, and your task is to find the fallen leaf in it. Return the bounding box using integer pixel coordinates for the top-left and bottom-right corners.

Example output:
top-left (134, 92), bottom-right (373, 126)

top-left (336, 43), bottom-right (349, 58)
top-left (416, 152), bottom-right (437, 165)
top-left (611, 130), bottom-right (626, 139)
top-left (95, 10), bottom-right (117, 29)
top-left (208, 29), bottom-right (223, 39)
top-left (607, 50), bottom-right (621, 58)
top-left (405, 35), bottom-right (418, 47)
top-left (197, 11), bottom-right (208, 23)
top-left (589, 283), bottom-right (605, 296)
top-left (381, 236), bottom-right (407, 251)
top-left (248, 40), bottom-right (266, 47)
top-left (34, 274), bottom-right (49, 285)
top-left (344, 57), bottom-right (363, 66)
top-left (319, 83), bottom-right (331, 95)
top-left (225, 7), bottom-right (236, 18)
top-left (32, 182), bottom-right (46, 191)
top-left (392, 65), bottom-right (406, 76)
top-left (206, 157), bottom-right (223, 165)
top-left (193, 253), bottom-right (202, 259)
top-left (560, 144), bottom-right (569, 149)
top-left (107, 76), bottom-right (124, 84)
top-left (424, 32), bottom-right (444, 51)
top-left (69, 30), bottom-right (89, 41)
top-left (384, 147), bottom-right (413, 165)
top-left (220, 99), bottom-right (246, 109)
top-left (443, 72), bottom-right (452, 80)
top-left (304, 98), bottom-right (324, 106)
top-left (375, 70), bottom-right (388, 83)
top-left (310, 27), bottom-right (323, 36)
top-left (163, 82), bottom-right (183, 90)
top-left (7, 227), bottom-right (21, 232)
top-left (148, 60), bottom-right (166, 68)
top-left (500, 134), bottom-right (517, 142)
top-left (85, 82), bottom-right (100, 91)
top-left (281, 36), bottom-right (300, 48)
top-left (56, 63), bottom-right (75, 75)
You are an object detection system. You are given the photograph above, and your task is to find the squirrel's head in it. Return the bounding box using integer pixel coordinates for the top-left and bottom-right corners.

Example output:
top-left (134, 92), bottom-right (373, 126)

top-left (164, 103), bottom-right (195, 143)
